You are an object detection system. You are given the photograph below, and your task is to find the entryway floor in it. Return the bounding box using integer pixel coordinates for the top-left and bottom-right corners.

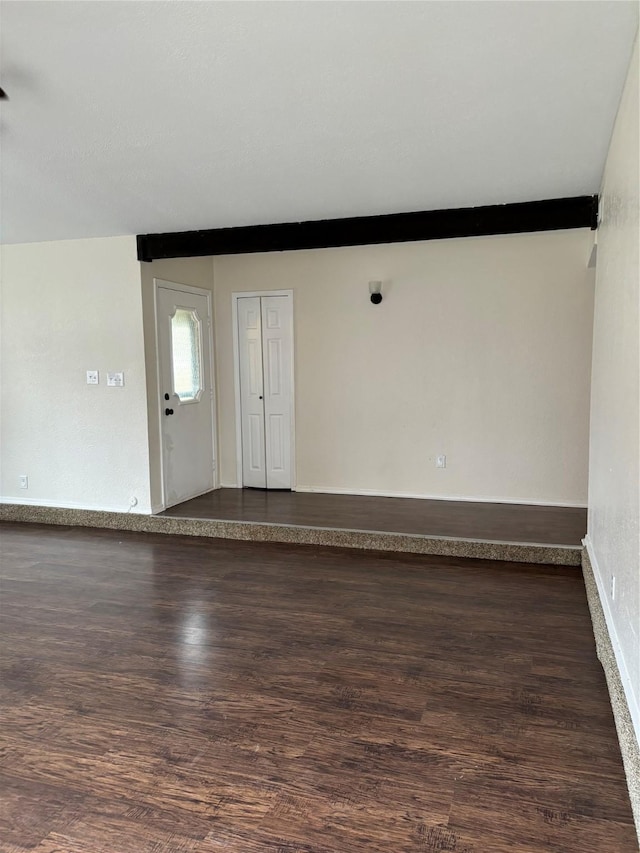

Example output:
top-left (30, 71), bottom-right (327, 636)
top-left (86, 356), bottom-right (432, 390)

top-left (159, 489), bottom-right (586, 547)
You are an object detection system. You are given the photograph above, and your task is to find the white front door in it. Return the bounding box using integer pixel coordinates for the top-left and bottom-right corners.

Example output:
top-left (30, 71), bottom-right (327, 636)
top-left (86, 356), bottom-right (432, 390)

top-left (237, 294), bottom-right (293, 489)
top-left (157, 281), bottom-right (215, 507)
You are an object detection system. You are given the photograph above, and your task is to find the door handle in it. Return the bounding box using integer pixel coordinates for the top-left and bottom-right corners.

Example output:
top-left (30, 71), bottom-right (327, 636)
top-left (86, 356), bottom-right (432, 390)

top-left (165, 408), bottom-right (174, 416)
top-left (259, 396), bottom-right (263, 400)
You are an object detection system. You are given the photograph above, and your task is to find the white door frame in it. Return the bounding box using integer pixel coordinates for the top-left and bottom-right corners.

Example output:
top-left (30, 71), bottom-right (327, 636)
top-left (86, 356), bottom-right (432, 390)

top-left (153, 278), bottom-right (218, 510)
top-left (232, 290), bottom-right (296, 490)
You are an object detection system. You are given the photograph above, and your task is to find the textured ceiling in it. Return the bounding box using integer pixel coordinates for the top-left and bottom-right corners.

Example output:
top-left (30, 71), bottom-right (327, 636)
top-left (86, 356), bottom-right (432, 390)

top-left (0, 1), bottom-right (637, 244)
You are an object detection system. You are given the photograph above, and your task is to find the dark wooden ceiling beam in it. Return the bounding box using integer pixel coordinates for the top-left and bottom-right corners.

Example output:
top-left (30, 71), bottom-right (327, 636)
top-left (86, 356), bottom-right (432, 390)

top-left (137, 195), bottom-right (598, 262)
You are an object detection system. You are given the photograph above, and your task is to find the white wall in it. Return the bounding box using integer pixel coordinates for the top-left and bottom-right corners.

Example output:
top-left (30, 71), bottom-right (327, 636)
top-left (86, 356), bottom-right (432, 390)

top-left (0, 228), bottom-right (597, 515)
top-left (140, 256), bottom-right (215, 511)
top-left (0, 236), bottom-right (152, 512)
top-left (213, 228), bottom-right (594, 504)
top-left (587, 34), bottom-right (639, 737)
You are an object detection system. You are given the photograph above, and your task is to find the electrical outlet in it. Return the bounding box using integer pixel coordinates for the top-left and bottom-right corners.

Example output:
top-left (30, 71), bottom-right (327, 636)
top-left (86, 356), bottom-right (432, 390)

top-left (611, 576), bottom-right (616, 601)
top-left (19, 475), bottom-right (28, 489)
top-left (436, 455), bottom-right (447, 469)
top-left (86, 370), bottom-right (99, 385)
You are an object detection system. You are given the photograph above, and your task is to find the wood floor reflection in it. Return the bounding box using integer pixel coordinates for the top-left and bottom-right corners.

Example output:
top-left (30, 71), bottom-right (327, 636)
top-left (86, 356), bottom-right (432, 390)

top-left (0, 522), bottom-right (634, 852)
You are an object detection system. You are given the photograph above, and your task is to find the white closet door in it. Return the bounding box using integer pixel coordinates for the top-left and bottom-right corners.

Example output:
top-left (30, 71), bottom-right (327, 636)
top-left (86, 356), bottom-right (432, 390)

top-left (237, 297), bottom-right (267, 488)
top-left (261, 296), bottom-right (293, 489)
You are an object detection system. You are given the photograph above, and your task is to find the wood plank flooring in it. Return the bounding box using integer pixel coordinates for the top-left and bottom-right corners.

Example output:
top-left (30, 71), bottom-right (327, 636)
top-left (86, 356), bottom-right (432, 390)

top-left (159, 489), bottom-right (587, 546)
top-left (0, 522), bottom-right (635, 853)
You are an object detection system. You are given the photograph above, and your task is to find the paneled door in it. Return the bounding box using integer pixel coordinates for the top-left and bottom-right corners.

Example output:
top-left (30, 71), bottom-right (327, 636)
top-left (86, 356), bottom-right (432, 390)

top-left (236, 294), bottom-right (293, 489)
top-left (156, 281), bottom-right (216, 508)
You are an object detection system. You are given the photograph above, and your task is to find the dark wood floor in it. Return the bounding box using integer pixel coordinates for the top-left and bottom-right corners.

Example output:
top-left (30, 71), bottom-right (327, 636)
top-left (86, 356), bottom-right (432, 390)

top-left (0, 522), bottom-right (634, 853)
top-left (160, 488), bottom-right (587, 546)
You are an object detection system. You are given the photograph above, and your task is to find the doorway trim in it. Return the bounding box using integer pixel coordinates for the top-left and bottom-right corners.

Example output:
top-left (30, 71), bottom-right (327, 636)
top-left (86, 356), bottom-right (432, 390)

top-left (153, 278), bottom-right (218, 511)
top-left (231, 290), bottom-right (296, 490)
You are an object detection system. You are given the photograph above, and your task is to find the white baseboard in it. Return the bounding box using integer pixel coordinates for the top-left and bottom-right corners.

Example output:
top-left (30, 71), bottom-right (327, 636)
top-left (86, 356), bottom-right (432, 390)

top-left (0, 495), bottom-right (151, 515)
top-left (584, 534), bottom-right (640, 741)
top-left (293, 485), bottom-right (586, 509)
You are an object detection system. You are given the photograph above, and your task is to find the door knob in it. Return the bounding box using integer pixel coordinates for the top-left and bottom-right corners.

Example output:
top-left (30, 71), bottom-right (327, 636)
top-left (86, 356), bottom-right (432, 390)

top-left (164, 393), bottom-right (170, 401)
top-left (165, 408), bottom-right (174, 416)
top-left (259, 396), bottom-right (263, 400)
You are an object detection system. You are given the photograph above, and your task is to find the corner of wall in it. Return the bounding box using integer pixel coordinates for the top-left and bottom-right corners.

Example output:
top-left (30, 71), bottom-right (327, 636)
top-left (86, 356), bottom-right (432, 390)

top-left (585, 31), bottom-right (640, 843)
top-left (582, 539), bottom-right (640, 841)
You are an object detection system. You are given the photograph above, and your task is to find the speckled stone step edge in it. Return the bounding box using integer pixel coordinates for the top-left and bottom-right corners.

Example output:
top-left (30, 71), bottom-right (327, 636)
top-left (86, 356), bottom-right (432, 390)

top-left (0, 503), bottom-right (581, 566)
top-left (582, 547), bottom-right (640, 844)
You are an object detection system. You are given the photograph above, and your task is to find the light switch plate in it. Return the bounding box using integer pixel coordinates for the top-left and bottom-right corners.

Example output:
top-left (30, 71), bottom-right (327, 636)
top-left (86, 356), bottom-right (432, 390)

top-left (86, 370), bottom-right (99, 385)
top-left (107, 372), bottom-right (124, 387)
